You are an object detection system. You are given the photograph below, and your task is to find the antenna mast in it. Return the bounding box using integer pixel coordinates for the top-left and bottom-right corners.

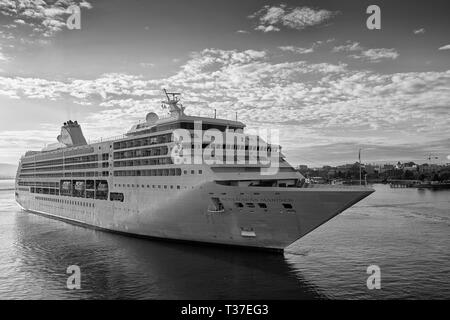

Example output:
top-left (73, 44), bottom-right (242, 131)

top-left (163, 88), bottom-right (181, 103)
top-left (161, 88), bottom-right (184, 116)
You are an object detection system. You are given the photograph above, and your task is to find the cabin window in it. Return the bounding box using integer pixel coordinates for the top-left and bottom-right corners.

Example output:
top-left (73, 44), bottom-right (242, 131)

top-left (282, 203), bottom-right (293, 209)
top-left (95, 180), bottom-right (109, 200)
top-left (235, 202), bottom-right (244, 208)
top-left (258, 203), bottom-right (267, 208)
top-left (246, 203), bottom-right (255, 208)
top-left (110, 192), bottom-right (124, 202)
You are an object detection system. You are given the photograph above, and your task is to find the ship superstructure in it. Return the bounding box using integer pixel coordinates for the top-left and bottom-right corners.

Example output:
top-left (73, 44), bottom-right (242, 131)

top-left (15, 90), bottom-right (374, 251)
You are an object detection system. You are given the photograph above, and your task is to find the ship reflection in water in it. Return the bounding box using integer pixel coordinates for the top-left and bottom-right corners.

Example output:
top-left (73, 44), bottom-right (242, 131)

top-left (0, 182), bottom-right (449, 299)
top-left (3, 209), bottom-right (322, 300)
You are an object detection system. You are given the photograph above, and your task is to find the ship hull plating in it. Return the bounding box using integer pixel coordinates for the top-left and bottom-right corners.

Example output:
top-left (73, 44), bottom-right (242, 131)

top-left (15, 184), bottom-right (374, 251)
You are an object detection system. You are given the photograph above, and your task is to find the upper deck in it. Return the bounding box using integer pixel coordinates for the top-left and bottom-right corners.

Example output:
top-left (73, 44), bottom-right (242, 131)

top-left (17, 89), bottom-right (292, 189)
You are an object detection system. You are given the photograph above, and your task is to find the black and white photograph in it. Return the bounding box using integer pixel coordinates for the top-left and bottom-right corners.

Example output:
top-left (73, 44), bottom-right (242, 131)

top-left (0, 0), bottom-right (449, 306)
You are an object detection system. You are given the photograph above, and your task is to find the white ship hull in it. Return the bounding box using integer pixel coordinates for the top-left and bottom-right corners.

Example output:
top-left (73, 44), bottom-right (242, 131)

top-left (16, 182), bottom-right (373, 252)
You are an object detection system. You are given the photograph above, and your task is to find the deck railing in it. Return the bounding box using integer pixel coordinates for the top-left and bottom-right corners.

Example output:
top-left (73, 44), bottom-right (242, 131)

top-left (88, 134), bottom-right (127, 144)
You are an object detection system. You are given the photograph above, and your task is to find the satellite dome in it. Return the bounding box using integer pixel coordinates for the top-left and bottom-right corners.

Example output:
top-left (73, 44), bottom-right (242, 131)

top-left (146, 112), bottom-right (159, 124)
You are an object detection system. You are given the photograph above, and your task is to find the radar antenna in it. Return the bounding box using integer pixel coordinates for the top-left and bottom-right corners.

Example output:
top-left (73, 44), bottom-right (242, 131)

top-left (161, 88), bottom-right (185, 117)
top-left (163, 89), bottom-right (181, 103)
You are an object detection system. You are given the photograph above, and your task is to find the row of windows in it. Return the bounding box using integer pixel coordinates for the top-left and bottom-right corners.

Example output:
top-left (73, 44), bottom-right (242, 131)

top-left (25, 180), bottom-right (109, 200)
top-left (114, 146), bottom-right (168, 160)
top-left (31, 187), bottom-right (60, 195)
top-left (18, 181), bottom-right (60, 188)
top-left (21, 146), bottom-right (95, 164)
top-left (65, 162), bottom-right (107, 171)
top-left (234, 202), bottom-right (293, 210)
top-left (175, 154), bottom-right (270, 164)
top-left (113, 168), bottom-right (182, 177)
top-left (22, 161), bottom-right (63, 169)
top-left (197, 143), bottom-right (270, 151)
top-left (33, 190), bottom-right (123, 202)
top-left (129, 123), bottom-right (187, 136)
top-left (60, 180), bottom-right (108, 200)
top-left (21, 161), bottom-right (109, 173)
top-left (65, 154), bottom-right (103, 164)
top-left (115, 183), bottom-right (183, 190)
top-left (22, 152), bottom-right (64, 165)
top-left (35, 196), bottom-right (96, 208)
top-left (130, 122), bottom-right (245, 137)
top-left (113, 157), bottom-right (172, 168)
top-left (19, 173), bottom-right (63, 178)
top-left (19, 171), bottom-right (109, 179)
top-left (113, 133), bottom-right (172, 150)
top-left (21, 154), bottom-right (101, 169)
top-left (21, 166), bottom-right (64, 172)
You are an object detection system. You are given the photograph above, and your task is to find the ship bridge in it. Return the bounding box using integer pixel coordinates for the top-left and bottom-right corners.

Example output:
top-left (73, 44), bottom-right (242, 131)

top-left (126, 89), bottom-right (245, 137)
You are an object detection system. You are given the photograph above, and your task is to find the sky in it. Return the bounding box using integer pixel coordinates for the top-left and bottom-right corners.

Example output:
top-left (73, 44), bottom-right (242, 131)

top-left (0, 0), bottom-right (449, 166)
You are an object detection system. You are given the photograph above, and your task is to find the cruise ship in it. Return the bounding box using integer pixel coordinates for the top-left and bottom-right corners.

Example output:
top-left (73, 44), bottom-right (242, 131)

top-left (15, 90), bottom-right (374, 252)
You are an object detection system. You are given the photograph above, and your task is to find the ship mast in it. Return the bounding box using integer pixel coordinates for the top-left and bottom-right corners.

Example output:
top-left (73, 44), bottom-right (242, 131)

top-left (161, 89), bottom-right (185, 117)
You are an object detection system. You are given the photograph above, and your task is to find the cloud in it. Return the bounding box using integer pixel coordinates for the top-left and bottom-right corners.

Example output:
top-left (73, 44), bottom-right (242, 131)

top-left (350, 48), bottom-right (399, 62)
top-left (13, 18), bottom-right (26, 24)
top-left (249, 4), bottom-right (338, 32)
top-left (0, 0), bottom-right (93, 37)
top-left (314, 38), bottom-right (335, 45)
top-left (255, 25), bottom-right (280, 33)
top-left (438, 44), bottom-right (450, 50)
top-left (279, 39), bottom-right (334, 54)
top-left (332, 41), bottom-right (363, 52)
top-left (236, 30), bottom-right (250, 34)
top-left (0, 48), bottom-right (449, 165)
top-left (279, 46), bottom-right (314, 54)
top-left (333, 41), bottom-right (399, 62)
top-left (0, 72), bottom-right (161, 101)
top-left (413, 28), bottom-right (425, 34)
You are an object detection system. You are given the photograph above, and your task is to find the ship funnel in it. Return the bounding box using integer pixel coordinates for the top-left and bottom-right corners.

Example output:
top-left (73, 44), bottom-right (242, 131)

top-left (57, 120), bottom-right (88, 147)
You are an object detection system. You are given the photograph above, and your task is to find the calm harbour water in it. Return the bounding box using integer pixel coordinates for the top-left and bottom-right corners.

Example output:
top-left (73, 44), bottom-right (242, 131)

top-left (0, 179), bottom-right (449, 300)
